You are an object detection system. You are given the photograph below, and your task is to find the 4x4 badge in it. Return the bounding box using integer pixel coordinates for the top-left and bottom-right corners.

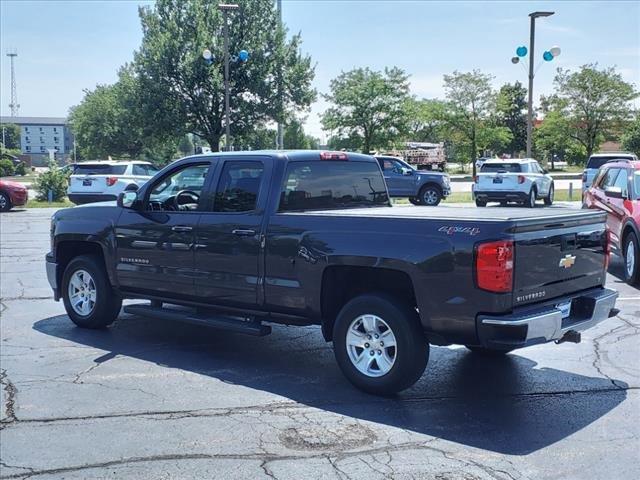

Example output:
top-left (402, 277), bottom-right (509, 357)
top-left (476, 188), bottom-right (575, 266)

top-left (559, 254), bottom-right (576, 269)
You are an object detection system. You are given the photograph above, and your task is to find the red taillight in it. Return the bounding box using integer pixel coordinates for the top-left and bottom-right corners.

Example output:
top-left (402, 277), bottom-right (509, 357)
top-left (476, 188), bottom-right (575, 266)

top-left (517, 175), bottom-right (525, 184)
top-left (319, 151), bottom-right (348, 161)
top-left (475, 240), bottom-right (514, 293)
top-left (106, 176), bottom-right (118, 186)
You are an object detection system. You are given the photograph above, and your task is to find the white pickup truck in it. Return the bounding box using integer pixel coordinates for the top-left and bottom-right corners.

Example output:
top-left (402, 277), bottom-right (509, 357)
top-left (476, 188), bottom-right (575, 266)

top-left (473, 158), bottom-right (554, 208)
top-left (67, 161), bottom-right (159, 205)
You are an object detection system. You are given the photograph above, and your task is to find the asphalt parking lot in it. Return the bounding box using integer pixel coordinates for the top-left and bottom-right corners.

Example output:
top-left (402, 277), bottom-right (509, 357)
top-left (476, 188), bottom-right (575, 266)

top-left (1, 208), bottom-right (639, 480)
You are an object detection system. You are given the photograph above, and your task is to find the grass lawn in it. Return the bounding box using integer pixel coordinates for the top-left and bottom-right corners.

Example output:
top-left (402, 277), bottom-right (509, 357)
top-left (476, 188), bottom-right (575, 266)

top-left (26, 198), bottom-right (74, 208)
top-left (3, 174), bottom-right (38, 184)
top-left (393, 190), bottom-right (581, 205)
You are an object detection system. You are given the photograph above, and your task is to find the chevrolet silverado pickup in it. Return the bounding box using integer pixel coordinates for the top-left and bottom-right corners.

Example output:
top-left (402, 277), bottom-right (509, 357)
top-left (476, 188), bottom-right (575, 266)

top-left (46, 150), bottom-right (619, 395)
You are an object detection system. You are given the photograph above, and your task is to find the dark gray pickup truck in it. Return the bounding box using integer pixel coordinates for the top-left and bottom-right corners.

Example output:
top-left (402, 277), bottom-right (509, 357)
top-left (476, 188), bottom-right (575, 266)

top-left (46, 150), bottom-right (618, 395)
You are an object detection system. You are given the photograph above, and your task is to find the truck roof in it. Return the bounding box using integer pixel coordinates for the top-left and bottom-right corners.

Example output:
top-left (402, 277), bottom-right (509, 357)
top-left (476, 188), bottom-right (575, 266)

top-left (193, 150), bottom-right (378, 163)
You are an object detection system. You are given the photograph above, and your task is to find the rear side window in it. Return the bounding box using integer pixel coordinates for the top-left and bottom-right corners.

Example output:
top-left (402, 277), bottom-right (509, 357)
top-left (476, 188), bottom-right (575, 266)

top-left (480, 163), bottom-right (522, 173)
top-left (75, 164), bottom-right (127, 175)
top-left (613, 169), bottom-right (629, 197)
top-left (279, 161), bottom-right (389, 211)
top-left (213, 161), bottom-right (264, 213)
top-left (598, 168), bottom-right (620, 189)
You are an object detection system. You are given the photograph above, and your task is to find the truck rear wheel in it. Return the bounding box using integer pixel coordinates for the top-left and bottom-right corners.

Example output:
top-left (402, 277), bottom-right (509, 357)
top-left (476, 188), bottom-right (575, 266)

top-left (62, 255), bottom-right (122, 329)
top-left (333, 294), bottom-right (429, 395)
top-left (408, 197), bottom-right (422, 206)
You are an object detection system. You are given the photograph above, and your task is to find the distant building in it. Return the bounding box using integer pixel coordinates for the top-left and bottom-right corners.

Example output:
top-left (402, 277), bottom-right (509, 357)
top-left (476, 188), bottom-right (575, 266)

top-left (0, 116), bottom-right (74, 166)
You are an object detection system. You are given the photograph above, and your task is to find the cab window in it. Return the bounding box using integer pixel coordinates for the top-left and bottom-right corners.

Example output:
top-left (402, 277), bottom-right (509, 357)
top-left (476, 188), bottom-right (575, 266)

top-left (598, 168), bottom-right (619, 189)
top-left (613, 168), bottom-right (629, 197)
top-left (146, 164), bottom-right (210, 211)
top-left (213, 161), bottom-right (264, 213)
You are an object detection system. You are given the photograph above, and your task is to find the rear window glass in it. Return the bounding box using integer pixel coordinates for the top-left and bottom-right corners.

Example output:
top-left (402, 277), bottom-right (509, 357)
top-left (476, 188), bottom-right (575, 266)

top-left (587, 156), bottom-right (632, 169)
top-left (132, 164), bottom-right (159, 176)
top-left (75, 164), bottom-right (127, 175)
top-left (480, 163), bottom-right (522, 173)
top-left (279, 161), bottom-right (389, 211)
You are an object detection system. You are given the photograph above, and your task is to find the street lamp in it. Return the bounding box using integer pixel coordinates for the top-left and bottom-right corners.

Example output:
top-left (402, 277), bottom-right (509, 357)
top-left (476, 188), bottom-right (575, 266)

top-left (218, 3), bottom-right (239, 151)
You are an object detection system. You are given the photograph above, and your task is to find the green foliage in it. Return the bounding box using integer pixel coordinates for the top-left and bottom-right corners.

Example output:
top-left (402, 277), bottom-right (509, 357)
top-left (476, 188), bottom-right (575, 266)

top-left (33, 161), bottom-right (68, 202)
top-left (135, 0), bottom-right (315, 151)
top-left (495, 81), bottom-right (527, 156)
top-left (14, 161), bottom-right (27, 176)
top-left (535, 110), bottom-right (587, 166)
top-left (621, 115), bottom-right (640, 156)
top-left (321, 67), bottom-right (411, 153)
top-left (553, 64), bottom-right (638, 157)
top-left (178, 135), bottom-right (194, 156)
top-left (403, 98), bottom-right (449, 143)
top-left (283, 118), bottom-right (318, 149)
top-left (0, 159), bottom-right (15, 177)
top-left (235, 126), bottom-right (276, 150)
top-left (0, 123), bottom-right (21, 149)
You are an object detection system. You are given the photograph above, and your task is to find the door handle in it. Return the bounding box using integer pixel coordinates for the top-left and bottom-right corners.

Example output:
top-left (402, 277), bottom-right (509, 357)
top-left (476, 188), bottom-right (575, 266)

top-left (171, 225), bottom-right (193, 233)
top-left (232, 229), bottom-right (256, 237)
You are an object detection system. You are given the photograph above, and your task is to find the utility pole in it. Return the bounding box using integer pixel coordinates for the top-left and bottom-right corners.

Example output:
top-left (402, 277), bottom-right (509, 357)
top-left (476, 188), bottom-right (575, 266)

top-left (276, 0), bottom-right (284, 150)
top-left (218, 3), bottom-right (239, 151)
top-left (7, 50), bottom-right (19, 116)
top-left (526, 11), bottom-right (554, 158)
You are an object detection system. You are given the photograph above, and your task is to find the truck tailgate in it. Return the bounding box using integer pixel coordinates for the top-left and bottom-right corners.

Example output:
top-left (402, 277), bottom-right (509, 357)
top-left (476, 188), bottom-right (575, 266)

top-left (512, 211), bottom-right (608, 307)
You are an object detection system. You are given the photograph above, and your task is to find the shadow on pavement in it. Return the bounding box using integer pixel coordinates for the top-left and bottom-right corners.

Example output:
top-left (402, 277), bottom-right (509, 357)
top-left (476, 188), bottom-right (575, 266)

top-left (34, 311), bottom-right (627, 456)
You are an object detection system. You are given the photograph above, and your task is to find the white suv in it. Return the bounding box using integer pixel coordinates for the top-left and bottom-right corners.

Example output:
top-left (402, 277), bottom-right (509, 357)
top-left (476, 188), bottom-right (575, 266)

top-left (67, 161), bottom-right (159, 205)
top-left (472, 158), bottom-right (554, 208)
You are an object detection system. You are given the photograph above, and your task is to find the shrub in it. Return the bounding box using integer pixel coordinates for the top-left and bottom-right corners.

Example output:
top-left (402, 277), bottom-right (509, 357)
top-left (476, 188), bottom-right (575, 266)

top-left (0, 159), bottom-right (15, 177)
top-left (14, 161), bottom-right (27, 176)
top-left (34, 161), bottom-right (68, 201)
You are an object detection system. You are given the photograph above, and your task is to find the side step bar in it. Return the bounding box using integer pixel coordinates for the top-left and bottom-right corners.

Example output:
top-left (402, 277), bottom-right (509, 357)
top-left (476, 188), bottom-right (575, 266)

top-left (123, 304), bottom-right (272, 336)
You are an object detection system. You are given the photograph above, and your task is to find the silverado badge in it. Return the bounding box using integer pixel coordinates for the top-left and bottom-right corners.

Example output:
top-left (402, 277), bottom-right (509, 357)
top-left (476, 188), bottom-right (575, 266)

top-left (558, 254), bottom-right (576, 269)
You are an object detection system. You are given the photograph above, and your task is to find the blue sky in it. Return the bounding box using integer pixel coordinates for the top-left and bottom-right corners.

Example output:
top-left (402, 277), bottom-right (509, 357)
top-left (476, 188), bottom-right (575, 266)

top-left (1, 0), bottom-right (638, 141)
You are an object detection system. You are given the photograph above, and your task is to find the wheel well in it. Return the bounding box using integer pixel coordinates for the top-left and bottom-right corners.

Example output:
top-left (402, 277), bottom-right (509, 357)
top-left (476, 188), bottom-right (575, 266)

top-left (56, 241), bottom-right (105, 286)
top-left (320, 266), bottom-right (417, 341)
top-left (420, 183), bottom-right (442, 194)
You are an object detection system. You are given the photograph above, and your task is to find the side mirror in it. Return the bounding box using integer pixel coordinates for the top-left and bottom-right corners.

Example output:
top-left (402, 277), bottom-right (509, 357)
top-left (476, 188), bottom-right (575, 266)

top-left (402, 168), bottom-right (413, 176)
top-left (118, 191), bottom-right (138, 209)
top-left (604, 186), bottom-right (624, 199)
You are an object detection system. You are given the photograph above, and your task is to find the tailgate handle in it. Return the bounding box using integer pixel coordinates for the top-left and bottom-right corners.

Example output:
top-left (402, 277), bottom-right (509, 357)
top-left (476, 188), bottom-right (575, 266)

top-left (171, 225), bottom-right (193, 233)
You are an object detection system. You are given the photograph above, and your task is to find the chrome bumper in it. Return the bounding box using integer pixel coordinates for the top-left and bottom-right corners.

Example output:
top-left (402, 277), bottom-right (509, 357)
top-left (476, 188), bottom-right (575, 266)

top-left (477, 288), bottom-right (618, 349)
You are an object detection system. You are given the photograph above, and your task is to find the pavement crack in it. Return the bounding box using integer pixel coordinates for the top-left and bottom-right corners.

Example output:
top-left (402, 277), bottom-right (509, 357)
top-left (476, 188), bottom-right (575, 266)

top-left (0, 369), bottom-right (17, 427)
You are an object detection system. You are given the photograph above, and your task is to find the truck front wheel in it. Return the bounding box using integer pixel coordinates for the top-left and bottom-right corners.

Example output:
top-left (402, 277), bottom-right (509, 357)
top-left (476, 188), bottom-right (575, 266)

top-left (62, 255), bottom-right (122, 329)
top-left (420, 185), bottom-right (442, 206)
top-left (333, 294), bottom-right (429, 395)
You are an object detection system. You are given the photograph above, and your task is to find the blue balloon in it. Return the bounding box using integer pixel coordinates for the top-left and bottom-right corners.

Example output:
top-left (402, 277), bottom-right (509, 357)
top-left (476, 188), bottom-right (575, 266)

top-left (543, 50), bottom-right (553, 62)
top-left (238, 49), bottom-right (249, 62)
top-left (516, 46), bottom-right (528, 57)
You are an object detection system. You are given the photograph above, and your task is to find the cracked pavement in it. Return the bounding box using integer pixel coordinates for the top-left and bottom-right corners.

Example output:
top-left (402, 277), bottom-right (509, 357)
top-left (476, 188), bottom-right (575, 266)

top-left (1, 208), bottom-right (639, 479)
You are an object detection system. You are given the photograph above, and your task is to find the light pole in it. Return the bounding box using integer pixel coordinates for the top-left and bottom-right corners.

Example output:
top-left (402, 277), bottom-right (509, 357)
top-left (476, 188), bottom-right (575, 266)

top-left (219, 3), bottom-right (239, 151)
top-left (276, 0), bottom-right (284, 150)
top-left (526, 11), bottom-right (554, 158)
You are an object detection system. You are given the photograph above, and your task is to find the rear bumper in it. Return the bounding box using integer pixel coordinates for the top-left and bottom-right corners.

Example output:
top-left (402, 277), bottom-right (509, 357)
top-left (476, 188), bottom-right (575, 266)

top-left (46, 253), bottom-right (60, 301)
top-left (68, 193), bottom-right (117, 205)
top-left (476, 287), bottom-right (618, 349)
top-left (474, 190), bottom-right (528, 202)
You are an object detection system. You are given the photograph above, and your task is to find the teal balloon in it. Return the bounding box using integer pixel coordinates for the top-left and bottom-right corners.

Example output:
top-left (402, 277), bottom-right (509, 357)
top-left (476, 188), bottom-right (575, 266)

top-left (516, 46), bottom-right (527, 57)
top-left (238, 50), bottom-right (249, 62)
top-left (543, 51), bottom-right (553, 61)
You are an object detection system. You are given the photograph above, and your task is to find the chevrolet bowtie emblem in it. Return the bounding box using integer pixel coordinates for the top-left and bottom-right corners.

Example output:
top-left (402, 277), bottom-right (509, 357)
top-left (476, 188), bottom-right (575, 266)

top-left (559, 254), bottom-right (576, 269)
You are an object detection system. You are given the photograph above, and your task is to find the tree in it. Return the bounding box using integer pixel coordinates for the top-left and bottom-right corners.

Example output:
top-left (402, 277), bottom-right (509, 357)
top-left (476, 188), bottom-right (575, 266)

top-left (0, 123), bottom-right (21, 150)
top-left (495, 82), bottom-right (527, 156)
top-left (134, 0), bottom-right (315, 151)
top-left (235, 126), bottom-right (276, 150)
top-left (553, 64), bottom-right (638, 158)
top-left (178, 135), bottom-right (194, 156)
top-left (621, 115), bottom-right (640, 157)
top-left (442, 70), bottom-right (496, 175)
top-left (321, 67), bottom-right (411, 153)
top-left (534, 110), bottom-right (586, 167)
top-left (283, 118), bottom-right (318, 149)
top-left (403, 98), bottom-right (449, 143)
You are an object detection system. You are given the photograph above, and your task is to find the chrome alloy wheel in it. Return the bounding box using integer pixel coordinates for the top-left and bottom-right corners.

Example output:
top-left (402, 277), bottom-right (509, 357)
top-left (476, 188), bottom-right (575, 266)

top-left (346, 314), bottom-right (397, 377)
top-left (422, 189), bottom-right (439, 206)
top-left (626, 240), bottom-right (636, 278)
top-left (67, 269), bottom-right (97, 316)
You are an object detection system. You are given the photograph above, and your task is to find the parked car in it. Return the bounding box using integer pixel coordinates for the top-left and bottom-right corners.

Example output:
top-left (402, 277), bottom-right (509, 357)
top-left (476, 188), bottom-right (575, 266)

top-left (582, 152), bottom-right (637, 194)
top-left (375, 155), bottom-right (450, 206)
top-left (473, 158), bottom-right (554, 208)
top-left (0, 179), bottom-right (28, 211)
top-left (583, 160), bottom-right (640, 285)
top-left (67, 160), bottom-right (159, 205)
top-left (46, 150), bottom-right (619, 395)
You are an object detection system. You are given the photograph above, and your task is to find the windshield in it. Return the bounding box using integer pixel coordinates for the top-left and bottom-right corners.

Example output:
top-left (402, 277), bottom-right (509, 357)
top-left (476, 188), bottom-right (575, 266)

top-left (279, 161), bottom-right (389, 211)
top-left (587, 156), bottom-right (632, 169)
top-left (481, 163), bottom-right (522, 173)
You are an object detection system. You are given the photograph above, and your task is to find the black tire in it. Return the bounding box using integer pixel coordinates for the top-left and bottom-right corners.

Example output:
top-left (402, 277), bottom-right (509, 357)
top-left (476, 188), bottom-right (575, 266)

top-left (419, 185), bottom-right (442, 206)
top-left (544, 183), bottom-right (554, 206)
top-left (526, 188), bottom-right (536, 208)
top-left (62, 254), bottom-right (122, 329)
top-left (465, 346), bottom-right (514, 356)
top-left (408, 197), bottom-right (422, 206)
top-left (475, 199), bottom-right (487, 207)
top-left (623, 232), bottom-right (640, 286)
top-left (0, 192), bottom-right (11, 212)
top-left (333, 294), bottom-right (429, 395)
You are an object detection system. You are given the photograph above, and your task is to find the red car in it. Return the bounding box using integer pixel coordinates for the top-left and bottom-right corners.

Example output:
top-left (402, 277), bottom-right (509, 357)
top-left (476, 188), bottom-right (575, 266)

top-left (583, 160), bottom-right (640, 285)
top-left (0, 179), bottom-right (28, 212)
